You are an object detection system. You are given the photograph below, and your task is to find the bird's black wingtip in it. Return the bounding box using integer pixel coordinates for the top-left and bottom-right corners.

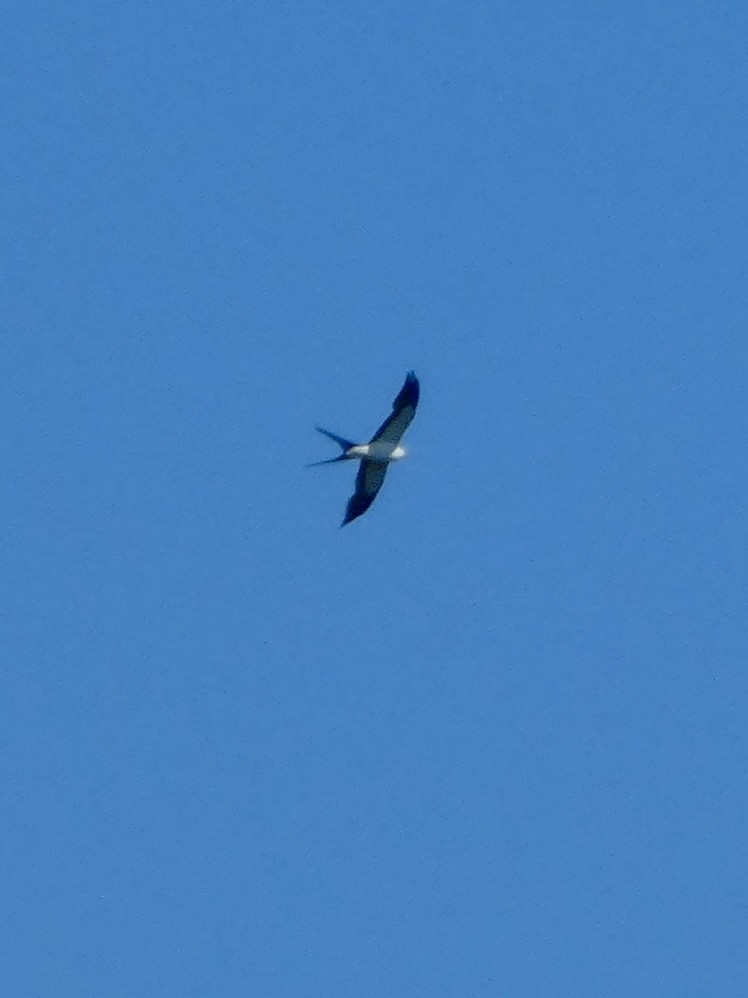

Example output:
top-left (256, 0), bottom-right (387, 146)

top-left (397, 371), bottom-right (420, 408)
top-left (340, 505), bottom-right (361, 527)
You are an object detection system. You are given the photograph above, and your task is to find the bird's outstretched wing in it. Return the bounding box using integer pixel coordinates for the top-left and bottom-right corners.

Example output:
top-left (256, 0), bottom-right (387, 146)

top-left (370, 371), bottom-right (420, 444)
top-left (342, 460), bottom-right (388, 526)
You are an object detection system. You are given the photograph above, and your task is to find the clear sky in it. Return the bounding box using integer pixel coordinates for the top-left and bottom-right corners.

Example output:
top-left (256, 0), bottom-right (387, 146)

top-left (3, 3), bottom-right (747, 995)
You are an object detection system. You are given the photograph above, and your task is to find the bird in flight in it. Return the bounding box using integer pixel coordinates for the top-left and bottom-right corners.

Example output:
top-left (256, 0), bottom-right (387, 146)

top-left (310, 371), bottom-right (420, 526)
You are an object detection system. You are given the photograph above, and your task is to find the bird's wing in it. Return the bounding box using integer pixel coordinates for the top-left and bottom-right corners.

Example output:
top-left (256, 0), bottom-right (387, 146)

top-left (342, 460), bottom-right (388, 526)
top-left (370, 371), bottom-right (420, 444)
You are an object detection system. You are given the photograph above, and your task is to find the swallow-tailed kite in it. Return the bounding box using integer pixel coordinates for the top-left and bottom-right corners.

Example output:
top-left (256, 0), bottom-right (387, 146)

top-left (310, 371), bottom-right (420, 526)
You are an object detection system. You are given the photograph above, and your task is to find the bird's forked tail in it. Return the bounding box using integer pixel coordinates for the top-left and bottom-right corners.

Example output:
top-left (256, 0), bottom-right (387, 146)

top-left (315, 426), bottom-right (354, 450)
top-left (306, 426), bottom-right (355, 467)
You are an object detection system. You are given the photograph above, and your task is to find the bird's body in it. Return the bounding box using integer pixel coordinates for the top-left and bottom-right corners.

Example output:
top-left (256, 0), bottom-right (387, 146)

top-left (310, 371), bottom-right (420, 526)
top-left (347, 441), bottom-right (407, 462)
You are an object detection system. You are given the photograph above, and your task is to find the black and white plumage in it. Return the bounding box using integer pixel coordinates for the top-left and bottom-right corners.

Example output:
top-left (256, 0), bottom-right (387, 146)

top-left (310, 371), bottom-right (420, 526)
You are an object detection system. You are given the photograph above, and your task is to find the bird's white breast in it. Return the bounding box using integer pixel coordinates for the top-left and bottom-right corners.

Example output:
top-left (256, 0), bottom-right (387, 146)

top-left (350, 442), bottom-right (407, 462)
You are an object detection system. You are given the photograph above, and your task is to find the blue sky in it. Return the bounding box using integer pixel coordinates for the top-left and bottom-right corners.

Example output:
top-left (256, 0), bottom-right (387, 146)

top-left (3, 2), bottom-right (747, 995)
